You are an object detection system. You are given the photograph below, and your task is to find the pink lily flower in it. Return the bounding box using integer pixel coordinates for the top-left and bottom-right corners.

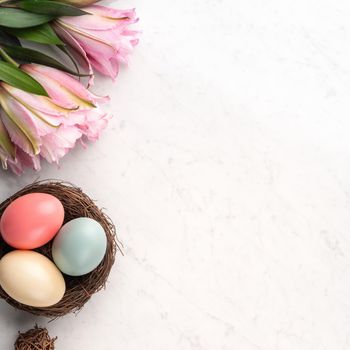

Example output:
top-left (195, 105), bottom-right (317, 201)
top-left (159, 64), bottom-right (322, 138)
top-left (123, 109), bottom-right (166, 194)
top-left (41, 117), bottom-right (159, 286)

top-left (53, 5), bottom-right (139, 80)
top-left (0, 64), bottom-right (110, 175)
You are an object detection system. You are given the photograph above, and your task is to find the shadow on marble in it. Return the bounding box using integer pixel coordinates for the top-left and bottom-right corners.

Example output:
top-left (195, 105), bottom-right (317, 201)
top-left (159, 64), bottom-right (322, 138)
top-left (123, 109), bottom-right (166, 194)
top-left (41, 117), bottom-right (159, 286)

top-left (0, 301), bottom-right (49, 347)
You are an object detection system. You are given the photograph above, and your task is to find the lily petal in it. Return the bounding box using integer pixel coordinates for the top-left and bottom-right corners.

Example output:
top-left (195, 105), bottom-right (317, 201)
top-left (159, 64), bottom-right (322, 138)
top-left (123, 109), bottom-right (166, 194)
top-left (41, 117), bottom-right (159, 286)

top-left (15, 147), bottom-right (41, 171)
top-left (0, 116), bottom-right (15, 158)
top-left (58, 7), bottom-right (137, 31)
top-left (79, 109), bottom-right (111, 141)
top-left (0, 89), bottom-right (41, 156)
top-left (52, 24), bottom-right (95, 87)
top-left (22, 64), bottom-right (108, 108)
top-left (40, 125), bottom-right (82, 164)
top-left (54, 5), bottom-right (139, 79)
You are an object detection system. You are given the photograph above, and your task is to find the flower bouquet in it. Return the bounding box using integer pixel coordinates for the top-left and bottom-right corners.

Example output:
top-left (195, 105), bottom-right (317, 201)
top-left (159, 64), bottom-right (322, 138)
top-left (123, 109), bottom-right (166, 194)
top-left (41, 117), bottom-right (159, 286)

top-left (0, 0), bottom-right (138, 174)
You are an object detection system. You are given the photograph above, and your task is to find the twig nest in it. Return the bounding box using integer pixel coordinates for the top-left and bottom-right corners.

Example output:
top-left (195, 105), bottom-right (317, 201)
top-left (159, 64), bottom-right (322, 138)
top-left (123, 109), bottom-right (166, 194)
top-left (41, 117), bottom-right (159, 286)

top-left (15, 325), bottom-right (56, 350)
top-left (0, 180), bottom-right (118, 318)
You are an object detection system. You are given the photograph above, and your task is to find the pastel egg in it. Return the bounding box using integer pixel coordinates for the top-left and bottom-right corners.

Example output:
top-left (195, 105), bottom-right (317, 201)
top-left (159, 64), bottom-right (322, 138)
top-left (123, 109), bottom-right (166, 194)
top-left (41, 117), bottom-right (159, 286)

top-left (0, 193), bottom-right (64, 249)
top-left (0, 250), bottom-right (66, 307)
top-left (52, 217), bottom-right (107, 276)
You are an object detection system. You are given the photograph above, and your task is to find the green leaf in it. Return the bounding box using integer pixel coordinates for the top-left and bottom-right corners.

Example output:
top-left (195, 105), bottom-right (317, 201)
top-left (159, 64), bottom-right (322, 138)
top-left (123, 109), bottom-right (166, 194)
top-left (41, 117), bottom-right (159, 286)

top-left (2, 45), bottom-right (89, 76)
top-left (4, 23), bottom-right (63, 45)
top-left (0, 61), bottom-right (47, 95)
top-left (19, 0), bottom-right (88, 16)
top-left (0, 29), bottom-right (20, 46)
top-left (0, 8), bottom-right (53, 28)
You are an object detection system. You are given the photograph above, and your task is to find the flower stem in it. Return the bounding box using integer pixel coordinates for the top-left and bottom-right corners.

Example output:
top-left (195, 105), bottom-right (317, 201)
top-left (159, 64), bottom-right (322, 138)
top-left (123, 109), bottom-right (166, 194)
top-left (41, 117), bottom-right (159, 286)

top-left (0, 47), bottom-right (19, 67)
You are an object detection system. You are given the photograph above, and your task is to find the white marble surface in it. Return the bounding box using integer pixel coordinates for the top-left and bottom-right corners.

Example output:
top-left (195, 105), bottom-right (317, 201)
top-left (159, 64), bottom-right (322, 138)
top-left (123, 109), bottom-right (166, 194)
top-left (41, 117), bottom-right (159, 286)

top-left (1, 0), bottom-right (350, 348)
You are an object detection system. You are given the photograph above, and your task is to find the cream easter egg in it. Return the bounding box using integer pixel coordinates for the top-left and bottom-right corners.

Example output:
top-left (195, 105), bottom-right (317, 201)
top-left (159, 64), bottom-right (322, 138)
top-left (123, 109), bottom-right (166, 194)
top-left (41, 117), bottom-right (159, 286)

top-left (0, 250), bottom-right (66, 307)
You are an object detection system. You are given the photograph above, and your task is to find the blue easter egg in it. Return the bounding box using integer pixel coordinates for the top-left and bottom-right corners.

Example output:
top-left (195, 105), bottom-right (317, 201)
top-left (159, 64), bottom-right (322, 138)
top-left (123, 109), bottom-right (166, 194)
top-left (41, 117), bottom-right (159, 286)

top-left (52, 217), bottom-right (107, 276)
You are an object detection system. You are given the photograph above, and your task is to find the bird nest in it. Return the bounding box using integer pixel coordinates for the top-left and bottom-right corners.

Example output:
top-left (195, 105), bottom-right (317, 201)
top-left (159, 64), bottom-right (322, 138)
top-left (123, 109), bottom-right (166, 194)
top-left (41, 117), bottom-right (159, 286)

top-left (15, 325), bottom-right (56, 350)
top-left (0, 180), bottom-right (118, 318)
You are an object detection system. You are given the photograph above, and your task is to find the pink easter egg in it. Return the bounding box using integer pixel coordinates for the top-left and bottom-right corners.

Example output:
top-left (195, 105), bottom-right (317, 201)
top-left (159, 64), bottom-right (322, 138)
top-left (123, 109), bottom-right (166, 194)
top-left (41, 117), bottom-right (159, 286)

top-left (0, 193), bottom-right (64, 249)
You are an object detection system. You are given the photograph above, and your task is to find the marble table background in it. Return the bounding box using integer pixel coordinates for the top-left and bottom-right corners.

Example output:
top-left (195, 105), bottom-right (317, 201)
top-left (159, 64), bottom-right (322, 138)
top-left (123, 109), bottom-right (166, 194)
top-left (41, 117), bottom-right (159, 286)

top-left (0, 0), bottom-right (350, 349)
